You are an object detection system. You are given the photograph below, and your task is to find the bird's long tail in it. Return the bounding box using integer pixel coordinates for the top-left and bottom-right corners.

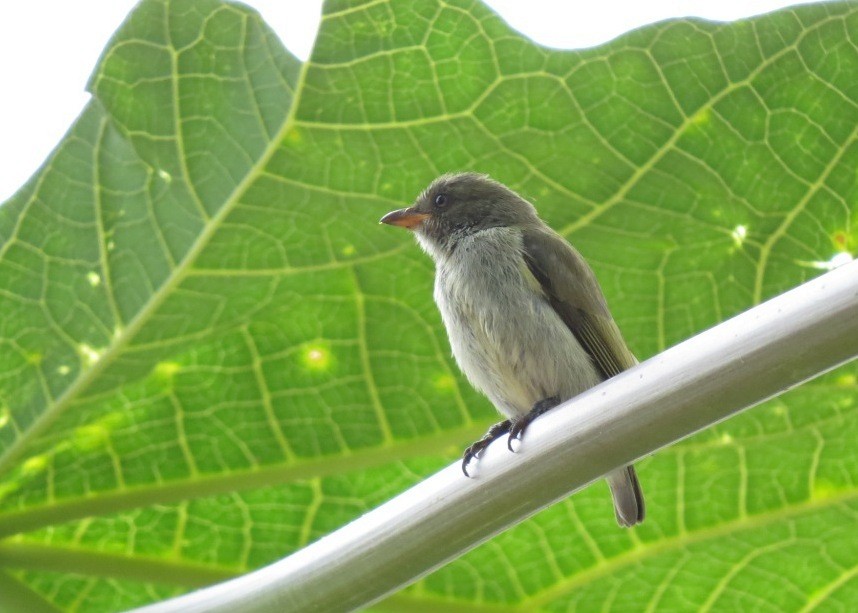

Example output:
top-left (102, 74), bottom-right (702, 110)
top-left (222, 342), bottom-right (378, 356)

top-left (607, 465), bottom-right (645, 527)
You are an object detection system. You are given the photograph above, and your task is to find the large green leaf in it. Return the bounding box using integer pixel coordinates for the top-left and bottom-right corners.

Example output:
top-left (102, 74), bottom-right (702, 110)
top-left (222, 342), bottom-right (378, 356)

top-left (0, 0), bottom-right (856, 610)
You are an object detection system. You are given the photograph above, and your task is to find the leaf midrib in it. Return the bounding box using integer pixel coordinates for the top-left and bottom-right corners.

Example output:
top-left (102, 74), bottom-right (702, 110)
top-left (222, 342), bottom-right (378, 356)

top-left (384, 488), bottom-right (858, 612)
top-left (0, 421), bottom-right (491, 539)
top-left (14, 484), bottom-right (852, 606)
top-left (0, 541), bottom-right (235, 588)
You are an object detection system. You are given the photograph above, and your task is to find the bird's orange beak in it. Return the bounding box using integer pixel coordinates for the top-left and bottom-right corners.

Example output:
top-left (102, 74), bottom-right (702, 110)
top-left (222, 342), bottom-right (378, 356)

top-left (379, 207), bottom-right (430, 230)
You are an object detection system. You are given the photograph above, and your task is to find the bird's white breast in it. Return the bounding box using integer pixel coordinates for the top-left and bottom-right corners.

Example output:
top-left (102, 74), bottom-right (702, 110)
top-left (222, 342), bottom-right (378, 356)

top-left (433, 227), bottom-right (601, 419)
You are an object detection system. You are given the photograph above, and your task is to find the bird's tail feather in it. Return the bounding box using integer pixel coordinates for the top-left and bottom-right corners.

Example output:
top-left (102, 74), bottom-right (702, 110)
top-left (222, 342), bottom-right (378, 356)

top-left (607, 465), bottom-right (645, 527)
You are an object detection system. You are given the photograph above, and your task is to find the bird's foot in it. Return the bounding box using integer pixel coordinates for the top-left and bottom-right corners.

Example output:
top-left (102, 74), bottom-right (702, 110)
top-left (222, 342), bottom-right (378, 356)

top-left (462, 419), bottom-right (512, 477)
top-left (508, 396), bottom-right (561, 451)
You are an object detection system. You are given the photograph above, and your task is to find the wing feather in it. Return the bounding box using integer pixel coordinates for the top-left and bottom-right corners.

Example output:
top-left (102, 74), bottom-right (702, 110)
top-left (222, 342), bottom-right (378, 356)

top-left (521, 226), bottom-right (636, 379)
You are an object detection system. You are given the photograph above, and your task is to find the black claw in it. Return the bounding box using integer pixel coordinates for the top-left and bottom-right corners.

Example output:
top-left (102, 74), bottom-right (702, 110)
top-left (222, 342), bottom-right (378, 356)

top-left (507, 420), bottom-right (527, 452)
top-left (461, 445), bottom-right (482, 477)
top-left (461, 443), bottom-right (484, 477)
top-left (460, 419), bottom-right (512, 477)
top-left (506, 396), bottom-right (561, 452)
top-left (507, 428), bottom-right (520, 452)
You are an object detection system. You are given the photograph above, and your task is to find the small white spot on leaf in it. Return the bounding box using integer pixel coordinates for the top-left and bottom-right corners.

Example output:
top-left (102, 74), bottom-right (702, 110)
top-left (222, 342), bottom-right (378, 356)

top-left (731, 224), bottom-right (747, 247)
top-left (301, 342), bottom-right (332, 371)
top-left (79, 344), bottom-right (103, 366)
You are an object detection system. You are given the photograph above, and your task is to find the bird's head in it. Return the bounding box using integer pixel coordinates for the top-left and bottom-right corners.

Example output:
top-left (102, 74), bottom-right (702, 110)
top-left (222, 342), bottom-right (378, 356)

top-left (380, 173), bottom-right (537, 258)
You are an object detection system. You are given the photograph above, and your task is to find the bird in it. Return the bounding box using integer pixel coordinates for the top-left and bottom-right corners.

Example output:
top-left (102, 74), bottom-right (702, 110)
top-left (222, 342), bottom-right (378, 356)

top-left (380, 172), bottom-right (644, 527)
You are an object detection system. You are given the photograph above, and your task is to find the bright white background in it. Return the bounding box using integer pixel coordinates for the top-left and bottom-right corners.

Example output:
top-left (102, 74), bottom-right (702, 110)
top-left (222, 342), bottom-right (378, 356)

top-left (0, 0), bottom-right (820, 202)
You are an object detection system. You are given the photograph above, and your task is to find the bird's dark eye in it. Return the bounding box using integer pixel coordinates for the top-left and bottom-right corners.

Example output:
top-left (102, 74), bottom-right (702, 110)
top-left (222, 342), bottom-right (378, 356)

top-left (434, 193), bottom-right (448, 207)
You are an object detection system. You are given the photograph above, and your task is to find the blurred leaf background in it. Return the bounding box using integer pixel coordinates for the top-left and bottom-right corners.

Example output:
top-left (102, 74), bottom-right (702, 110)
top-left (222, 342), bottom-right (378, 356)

top-left (0, 0), bottom-right (856, 610)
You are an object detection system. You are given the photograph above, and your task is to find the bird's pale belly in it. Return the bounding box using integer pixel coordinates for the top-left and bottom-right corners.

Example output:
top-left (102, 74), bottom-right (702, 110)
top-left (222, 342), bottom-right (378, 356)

top-left (435, 253), bottom-right (601, 419)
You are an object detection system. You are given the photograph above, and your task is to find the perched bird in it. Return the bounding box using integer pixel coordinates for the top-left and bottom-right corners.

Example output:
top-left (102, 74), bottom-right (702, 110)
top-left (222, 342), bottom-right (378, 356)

top-left (380, 173), bottom-right (644, 527)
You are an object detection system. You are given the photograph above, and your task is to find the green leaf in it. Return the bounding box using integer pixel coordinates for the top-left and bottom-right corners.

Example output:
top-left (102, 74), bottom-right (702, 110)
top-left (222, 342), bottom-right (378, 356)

top-left (1, 0), bottom-right (856, 610)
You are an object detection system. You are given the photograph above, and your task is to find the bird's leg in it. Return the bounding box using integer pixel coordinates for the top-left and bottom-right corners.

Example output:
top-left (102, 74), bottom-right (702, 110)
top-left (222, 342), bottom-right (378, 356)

top-left (508, 396), bottom-right (561, 451)
top-left (462, 419), bottom-right (512, 477)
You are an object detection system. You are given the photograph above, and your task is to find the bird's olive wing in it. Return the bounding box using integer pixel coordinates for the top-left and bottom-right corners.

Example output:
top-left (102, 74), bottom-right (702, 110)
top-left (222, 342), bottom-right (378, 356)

top-left (521, 227), bottom-right (637, 379)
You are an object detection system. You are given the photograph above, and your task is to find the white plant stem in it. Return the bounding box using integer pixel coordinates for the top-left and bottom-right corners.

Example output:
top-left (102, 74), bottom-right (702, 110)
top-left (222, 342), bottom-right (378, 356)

top-left (134, 259), bottom-right (858, 613)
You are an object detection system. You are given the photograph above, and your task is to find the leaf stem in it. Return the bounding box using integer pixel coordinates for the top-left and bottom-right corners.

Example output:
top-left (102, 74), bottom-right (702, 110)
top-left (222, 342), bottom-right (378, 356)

top-left (0, 423), bottom-right (491, 539)
top-left (0, 570), bottom-right (61, 613)
top-left (0, 542), bottom-right (235, 588)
